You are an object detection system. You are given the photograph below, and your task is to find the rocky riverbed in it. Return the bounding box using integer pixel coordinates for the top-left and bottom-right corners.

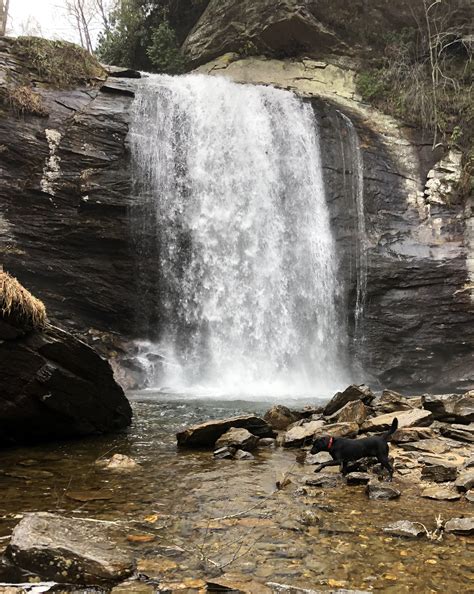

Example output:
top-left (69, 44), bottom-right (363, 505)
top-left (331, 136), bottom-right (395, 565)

top-left (0, 386), bottom-right (472, 593)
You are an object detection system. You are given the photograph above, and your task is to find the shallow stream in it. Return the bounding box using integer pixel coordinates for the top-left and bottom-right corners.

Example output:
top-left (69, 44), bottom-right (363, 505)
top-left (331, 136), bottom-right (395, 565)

top-left (0, 395), bottom-right (472, 592)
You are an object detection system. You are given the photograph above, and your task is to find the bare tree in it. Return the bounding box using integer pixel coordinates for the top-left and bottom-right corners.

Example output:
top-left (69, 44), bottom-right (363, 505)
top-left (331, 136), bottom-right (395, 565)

top-left (64, 0), bottom-right (95, 52)
top-left (0, 0), bottom-right (10, 36)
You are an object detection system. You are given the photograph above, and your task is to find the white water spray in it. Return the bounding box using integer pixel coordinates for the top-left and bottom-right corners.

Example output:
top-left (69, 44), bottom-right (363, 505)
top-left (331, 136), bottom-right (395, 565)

top-left (130, 74), bottom-right (349, 398)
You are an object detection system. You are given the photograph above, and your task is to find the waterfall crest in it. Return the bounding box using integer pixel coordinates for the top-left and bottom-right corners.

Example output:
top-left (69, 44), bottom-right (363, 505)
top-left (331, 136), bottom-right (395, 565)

top-left (130, 74), bottom-right (348, 397)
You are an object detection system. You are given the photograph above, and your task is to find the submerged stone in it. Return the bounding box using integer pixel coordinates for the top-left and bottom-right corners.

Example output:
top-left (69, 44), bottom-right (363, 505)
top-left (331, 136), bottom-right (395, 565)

top-left (6, 513), bottom-right (135, 585)
top-left (383, 520), bottom-right (425, 538)
top-left (366, 482), bottom-right (401, 500)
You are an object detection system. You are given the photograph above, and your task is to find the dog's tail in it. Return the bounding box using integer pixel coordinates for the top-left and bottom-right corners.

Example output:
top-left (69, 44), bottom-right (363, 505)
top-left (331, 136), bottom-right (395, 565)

top-left (383, 417), bottom-right (398, 440)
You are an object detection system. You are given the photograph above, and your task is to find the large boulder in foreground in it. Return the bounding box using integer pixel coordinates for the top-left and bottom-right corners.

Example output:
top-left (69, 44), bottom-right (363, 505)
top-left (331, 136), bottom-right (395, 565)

top-left (177, 415), bottom-right (275, 448)
top-left (6, 513), bottom-right (135, 585)
top-left (0, 272), bottom-right (132, 445)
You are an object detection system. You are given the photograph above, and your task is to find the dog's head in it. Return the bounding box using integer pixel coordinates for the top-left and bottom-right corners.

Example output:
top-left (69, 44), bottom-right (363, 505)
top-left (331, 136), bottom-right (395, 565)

top-left (310, 436), bottom-right (331, 454)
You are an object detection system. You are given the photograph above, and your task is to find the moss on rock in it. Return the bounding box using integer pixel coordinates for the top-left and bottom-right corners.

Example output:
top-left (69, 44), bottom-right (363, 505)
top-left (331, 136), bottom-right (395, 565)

top-left (10, 37), bottom-right (106, 88)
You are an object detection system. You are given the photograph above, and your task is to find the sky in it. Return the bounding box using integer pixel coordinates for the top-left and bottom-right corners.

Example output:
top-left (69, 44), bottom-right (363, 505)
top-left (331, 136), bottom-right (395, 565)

top-left (7, 0), bottom-right (105, 47)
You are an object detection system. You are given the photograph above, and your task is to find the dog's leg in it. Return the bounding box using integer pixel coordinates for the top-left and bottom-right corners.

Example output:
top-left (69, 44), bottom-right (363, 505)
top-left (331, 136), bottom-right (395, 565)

top-left (314, 460), bottom-right (339, 473)
top-left (378, 455), bottom-right (394, 481)
top-left (341, 460), bottom-right (349, 476)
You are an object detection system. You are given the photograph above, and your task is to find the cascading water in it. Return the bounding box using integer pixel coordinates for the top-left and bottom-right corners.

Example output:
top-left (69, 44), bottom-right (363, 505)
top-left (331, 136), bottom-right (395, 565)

top-left (336, 111), bottom-right (367, 340)
top-left (130, 74), bottom-right (349, 398)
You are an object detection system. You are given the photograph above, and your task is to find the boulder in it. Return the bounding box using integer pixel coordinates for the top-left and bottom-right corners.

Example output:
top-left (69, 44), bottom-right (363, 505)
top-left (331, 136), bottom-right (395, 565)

top-left (366, 483), bottom-right (401, 500)
top-left (422, 392), bottom-right (474, 423)
top-left (361, 409), bottom-right (433, 433)
top-left (327, 399), bottom-right (368, 425)
top-left (215, 427), bottom-right (259, 451)
top-left (444, 517), bottom-right (474, 535)
top-left (391, 427), bottom-right (437, 443)
top-left (281, 420), bottom-right (325, 448)
top-left (374, 390), bottom-right (422, 414)
top-left (383, 520), bottom-right (425, 538)
top-left (282, 421), bottom-right (358, 448)
top-left (421, 460), bottom-right (458, 483)
top-left (438, 423), bottom-right (474, 443)
top-left (323, 384), bottom-right (374, 416)
top-left (421, 485), bottom-right (461, 501)
top-left (466, 490), bottom-right (474, 503)
top-left (263, 405), bottom-right (300, 430)
top-left (0, 323), bottom-right (132, 446)
top-left (6, 513), bottom-right (135, 585)
top-left (176, 415), bottom-right (275, 448)
top-left (455, 471), bottom-right (474, 492)
top-left (182, 0), bottom-right (345, 67)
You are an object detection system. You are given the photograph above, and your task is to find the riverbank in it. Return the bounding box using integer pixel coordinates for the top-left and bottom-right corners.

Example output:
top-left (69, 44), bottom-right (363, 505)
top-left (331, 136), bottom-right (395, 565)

top-left (0, 389), bottom-right (472, 593)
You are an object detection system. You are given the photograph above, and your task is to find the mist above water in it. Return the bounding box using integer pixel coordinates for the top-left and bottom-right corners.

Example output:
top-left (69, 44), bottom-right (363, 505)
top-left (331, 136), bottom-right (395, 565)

top-left (130, 74), bottom-right (350, 399)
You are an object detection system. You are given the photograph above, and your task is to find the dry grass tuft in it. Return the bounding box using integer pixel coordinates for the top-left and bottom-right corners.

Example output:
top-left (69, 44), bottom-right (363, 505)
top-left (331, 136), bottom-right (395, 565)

top-left (0, 270), bottom-right (47, 330)
top-left (6, 85), bottom-right (49, 117)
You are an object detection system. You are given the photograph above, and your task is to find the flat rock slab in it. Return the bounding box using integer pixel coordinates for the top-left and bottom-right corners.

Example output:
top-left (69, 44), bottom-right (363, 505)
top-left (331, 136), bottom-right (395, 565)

top-left (176, 415), bottom-right (275, 448)
top-left (439, 423), bottom-right (474, 443)
top-left (323, 384), bottom-right (374, 416)
top-left (399, 438), bottom-right (461, 455)
top-left (361, 409), bottom-right (432, 432)
top-left (421, 485), bottom-right (461, 501)
top-left (422, 392), bottom-right (474, 423)
top-left (6, 512), bottom-right (135, 585)
top-left (444, 517), bottom-right (474, 535)
top-left (366, 483), bottom-right (401, 500)
top-left (383, 520), bottom-right (425, 537)
top-left (391, 427), bottom-right (436, 443)
top-left (455, 471), bottom-right (474, 492)
top-left (421, 461), bottom-right (458, 483)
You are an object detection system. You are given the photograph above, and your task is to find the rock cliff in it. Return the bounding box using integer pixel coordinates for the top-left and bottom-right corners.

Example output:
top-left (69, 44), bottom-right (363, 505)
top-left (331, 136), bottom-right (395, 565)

top-left (0, 27), bottom-right (472, 394)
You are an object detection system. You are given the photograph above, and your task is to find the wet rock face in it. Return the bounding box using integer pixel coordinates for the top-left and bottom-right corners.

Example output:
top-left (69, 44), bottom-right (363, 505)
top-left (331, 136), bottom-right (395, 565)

top-left (313, 97), bottom-right (473, 394)
top-left (0, 323), bottom-right (132, 445)
top-left (5, 513), bottom-right (135, 585)
top-left (0, 39), bottom-right (140, 336)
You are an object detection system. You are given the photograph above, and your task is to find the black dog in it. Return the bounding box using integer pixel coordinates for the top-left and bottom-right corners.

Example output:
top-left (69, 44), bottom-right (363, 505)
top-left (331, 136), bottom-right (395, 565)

top-left (310, 418), bottom-right (398, 481)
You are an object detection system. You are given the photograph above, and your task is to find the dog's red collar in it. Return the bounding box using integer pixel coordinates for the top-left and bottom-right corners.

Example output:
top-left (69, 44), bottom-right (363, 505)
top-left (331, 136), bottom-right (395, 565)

top-left (328, 436), bottom-right (334, 449)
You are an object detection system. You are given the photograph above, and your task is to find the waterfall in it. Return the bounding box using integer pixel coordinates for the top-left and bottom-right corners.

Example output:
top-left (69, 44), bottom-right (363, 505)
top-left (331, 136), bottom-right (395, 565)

top-left (130, 74), bottom-right (349, 398)
top-left (337, 111), bottom-right (367, 339)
